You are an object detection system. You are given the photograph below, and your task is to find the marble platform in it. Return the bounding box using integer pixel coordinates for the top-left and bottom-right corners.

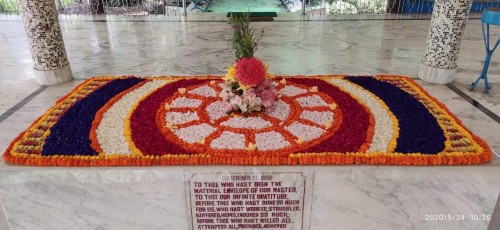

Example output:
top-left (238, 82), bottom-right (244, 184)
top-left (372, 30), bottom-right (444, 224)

top-left (0, 14), bottom-right (500, 229)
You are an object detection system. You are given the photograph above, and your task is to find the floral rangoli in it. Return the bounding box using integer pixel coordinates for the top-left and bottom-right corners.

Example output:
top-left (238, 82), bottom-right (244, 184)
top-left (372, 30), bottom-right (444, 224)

top-left (3, 75), bottom-right (493, 166)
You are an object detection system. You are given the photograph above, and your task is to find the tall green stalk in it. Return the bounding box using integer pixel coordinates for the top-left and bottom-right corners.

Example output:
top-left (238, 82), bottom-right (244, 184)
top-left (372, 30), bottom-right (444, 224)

top-left (228, 12), bottom-right (264, 59)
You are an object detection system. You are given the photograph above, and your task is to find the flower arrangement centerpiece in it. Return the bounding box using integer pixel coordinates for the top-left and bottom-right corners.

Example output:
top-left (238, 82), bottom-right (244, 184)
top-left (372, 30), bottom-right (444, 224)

top-left (220, 13), bottom-right (279, 115)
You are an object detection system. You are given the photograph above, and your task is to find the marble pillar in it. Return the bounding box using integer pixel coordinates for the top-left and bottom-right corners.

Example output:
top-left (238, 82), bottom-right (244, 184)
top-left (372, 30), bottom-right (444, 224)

top-left (19, 0), bottom-right (73, 85)
top-left (418, 0), bottom-right (472, 84)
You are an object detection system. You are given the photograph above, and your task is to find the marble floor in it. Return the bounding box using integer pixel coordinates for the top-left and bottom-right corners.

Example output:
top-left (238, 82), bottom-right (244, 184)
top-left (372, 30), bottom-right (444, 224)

top-left (0, 13), bottom-right (499, 229)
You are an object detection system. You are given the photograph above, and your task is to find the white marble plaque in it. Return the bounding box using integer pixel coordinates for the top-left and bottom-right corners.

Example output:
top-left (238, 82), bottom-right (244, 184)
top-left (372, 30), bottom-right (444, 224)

top-left (187, 172), bottom-right (306, 230)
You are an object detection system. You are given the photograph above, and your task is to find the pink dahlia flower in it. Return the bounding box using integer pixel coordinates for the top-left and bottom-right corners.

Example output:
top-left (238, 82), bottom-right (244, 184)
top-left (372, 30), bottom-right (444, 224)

top-left (235, 57), bottom-right (266, 86)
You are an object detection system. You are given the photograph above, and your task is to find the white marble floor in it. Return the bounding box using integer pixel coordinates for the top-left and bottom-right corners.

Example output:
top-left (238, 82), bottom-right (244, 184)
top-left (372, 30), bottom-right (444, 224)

top-left (0, 14), bottom-right (499, 229)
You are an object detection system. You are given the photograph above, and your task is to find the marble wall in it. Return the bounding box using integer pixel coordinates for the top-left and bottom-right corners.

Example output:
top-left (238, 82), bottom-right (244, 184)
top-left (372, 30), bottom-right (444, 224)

top-left (0, 165), bottom-right (499, 229)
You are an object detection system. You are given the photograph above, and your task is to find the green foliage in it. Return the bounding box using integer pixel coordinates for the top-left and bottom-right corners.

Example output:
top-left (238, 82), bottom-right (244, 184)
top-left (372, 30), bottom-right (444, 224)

top-left (0, 0), bottom-right (79, 13)
top-left (230, 82), bottom-right (244, 95)
top-left (59, 0), bottom-right (74, 7)
top-left (325, 0), bottom-right (387, 14)
top-left (106, 0), bottom-right (144, 7)
top-left (353, 0), bottom-right (386, 14)
top-left (231, 82), bottom-right (240, 90)
top-left (0, 0), bottom-right (19, 13)
top-left (228, 12), bottom-right (264, 59)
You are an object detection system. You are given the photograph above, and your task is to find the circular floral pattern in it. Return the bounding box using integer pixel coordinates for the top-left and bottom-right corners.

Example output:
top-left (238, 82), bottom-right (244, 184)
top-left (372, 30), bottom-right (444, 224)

top-left (3, 76), bottom-right (493, 166)
top-left (158, 81), bottom-right (340, 156)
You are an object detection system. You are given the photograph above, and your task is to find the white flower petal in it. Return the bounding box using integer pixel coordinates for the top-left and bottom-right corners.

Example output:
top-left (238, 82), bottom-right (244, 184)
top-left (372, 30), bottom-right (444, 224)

top-left (210, 131), bottom-right (246, 149)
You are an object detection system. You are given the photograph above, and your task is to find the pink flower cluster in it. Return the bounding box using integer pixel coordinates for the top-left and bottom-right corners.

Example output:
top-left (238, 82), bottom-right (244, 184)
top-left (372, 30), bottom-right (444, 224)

top-left (219, 78), bottom-right (279, 114)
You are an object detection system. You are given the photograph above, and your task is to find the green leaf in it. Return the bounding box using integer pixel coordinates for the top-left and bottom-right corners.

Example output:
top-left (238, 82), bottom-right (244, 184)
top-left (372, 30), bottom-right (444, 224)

top-left (231, 82), bottom-right (239, 90)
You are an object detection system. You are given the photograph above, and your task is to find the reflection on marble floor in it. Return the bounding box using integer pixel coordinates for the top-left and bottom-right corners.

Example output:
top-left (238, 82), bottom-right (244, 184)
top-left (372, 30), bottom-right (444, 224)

top-left (209, 0), bottom-right (287, 13)
top-left (0, 15), bottom-right (500, 230)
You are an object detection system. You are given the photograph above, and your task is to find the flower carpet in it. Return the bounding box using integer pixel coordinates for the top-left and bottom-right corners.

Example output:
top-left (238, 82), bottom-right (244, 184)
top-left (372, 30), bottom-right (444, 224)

top-left (3, 75), bottom-right (493, 166)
